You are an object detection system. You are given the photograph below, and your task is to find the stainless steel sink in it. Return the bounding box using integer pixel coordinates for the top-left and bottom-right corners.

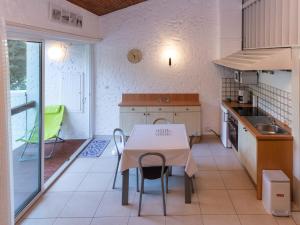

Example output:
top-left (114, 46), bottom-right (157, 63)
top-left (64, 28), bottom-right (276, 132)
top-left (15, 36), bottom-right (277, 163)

top-left (255, 123), bottom-right (288, 135)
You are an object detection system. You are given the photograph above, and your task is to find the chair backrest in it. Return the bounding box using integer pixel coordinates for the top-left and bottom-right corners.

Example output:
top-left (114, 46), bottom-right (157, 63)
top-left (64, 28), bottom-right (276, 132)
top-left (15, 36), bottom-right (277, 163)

top-left (113, 128), bottom-right (126, 156)
top-left (44, 105), bottom-right (64, 140)
top-left (138, 152), bottom-right (166, 180)
top-left (153, 118), bottom-right (171, 124)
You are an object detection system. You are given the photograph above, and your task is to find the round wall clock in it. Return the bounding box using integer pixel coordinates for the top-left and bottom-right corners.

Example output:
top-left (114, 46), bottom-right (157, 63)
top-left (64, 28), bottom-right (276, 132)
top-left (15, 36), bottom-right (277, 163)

top-left (127, 49), bottom-right (143, 64)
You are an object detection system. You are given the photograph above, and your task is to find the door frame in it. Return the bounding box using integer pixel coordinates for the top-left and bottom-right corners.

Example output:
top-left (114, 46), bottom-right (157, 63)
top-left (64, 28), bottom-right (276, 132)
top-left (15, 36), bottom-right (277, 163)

top-left (7, 28), bottom-right (95, 222)
top-left (6, 35), bottom-right (46, 220)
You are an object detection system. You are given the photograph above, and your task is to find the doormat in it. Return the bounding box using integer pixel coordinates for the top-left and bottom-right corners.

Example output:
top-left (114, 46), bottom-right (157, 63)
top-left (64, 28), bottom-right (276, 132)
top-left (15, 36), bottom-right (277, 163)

top-left (79, 139), bottom-right (110, 158)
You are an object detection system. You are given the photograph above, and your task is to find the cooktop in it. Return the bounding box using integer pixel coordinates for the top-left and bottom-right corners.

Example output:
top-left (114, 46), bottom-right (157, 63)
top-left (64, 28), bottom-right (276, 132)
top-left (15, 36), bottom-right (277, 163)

top-left (232, 107), bottom-right (268, 116)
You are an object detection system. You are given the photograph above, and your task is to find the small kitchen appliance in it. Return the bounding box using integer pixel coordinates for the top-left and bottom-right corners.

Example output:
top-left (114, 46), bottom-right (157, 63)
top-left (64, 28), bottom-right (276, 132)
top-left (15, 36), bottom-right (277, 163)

top-left (263, 170), bottom-right (291, 216)
top-left (238, 90), bottom-right (250, 104)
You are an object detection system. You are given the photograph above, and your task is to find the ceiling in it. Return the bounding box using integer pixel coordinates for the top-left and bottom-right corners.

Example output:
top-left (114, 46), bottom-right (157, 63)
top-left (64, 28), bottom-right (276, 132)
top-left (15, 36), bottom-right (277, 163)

top-left (67, 0), bottom-right (146, 16)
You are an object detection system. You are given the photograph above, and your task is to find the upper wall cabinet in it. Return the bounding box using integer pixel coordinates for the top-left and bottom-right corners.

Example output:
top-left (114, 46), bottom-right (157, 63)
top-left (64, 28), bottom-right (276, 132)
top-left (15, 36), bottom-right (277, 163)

top-left (243, 0), bottom-right (300, 49)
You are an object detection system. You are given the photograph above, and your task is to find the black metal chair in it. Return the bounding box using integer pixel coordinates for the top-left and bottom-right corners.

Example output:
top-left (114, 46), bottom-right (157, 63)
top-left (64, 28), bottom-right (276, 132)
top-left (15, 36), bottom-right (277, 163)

top-left (138, 152), bottom-right (169, 216)
top-left (153, 118), bottom-right (171, 124)
top-left (112, 128), bottom-right (139, 191)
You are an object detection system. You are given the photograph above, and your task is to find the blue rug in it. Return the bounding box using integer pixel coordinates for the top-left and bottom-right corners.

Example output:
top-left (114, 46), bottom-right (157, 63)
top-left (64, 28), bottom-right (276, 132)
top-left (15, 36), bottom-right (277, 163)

top-left (79, 139), bottom-right (110, 158)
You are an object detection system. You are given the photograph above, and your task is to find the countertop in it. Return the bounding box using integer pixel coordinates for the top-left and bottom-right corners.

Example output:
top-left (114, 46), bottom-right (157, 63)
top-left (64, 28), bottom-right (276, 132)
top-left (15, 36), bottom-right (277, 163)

top-left (119, 93), bottom-right (201, 107)
top-left (222, 101), bottom-right (293, 141)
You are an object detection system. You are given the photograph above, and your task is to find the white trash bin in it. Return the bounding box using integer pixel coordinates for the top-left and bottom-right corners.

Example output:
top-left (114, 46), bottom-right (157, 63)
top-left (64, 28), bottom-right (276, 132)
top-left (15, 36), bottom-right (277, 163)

top-left (262, 170), bottom-right (290, 216)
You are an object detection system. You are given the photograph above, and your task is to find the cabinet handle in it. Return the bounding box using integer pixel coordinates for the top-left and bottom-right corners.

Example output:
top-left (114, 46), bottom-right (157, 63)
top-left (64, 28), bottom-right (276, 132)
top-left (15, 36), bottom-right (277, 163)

top-left (186, 108), bottom-right (189, 111)
top-left (174, 113), bottom-right (177, 116)
top-left (158, 108), bottom-right (162, 111)
top-left (144, 113), bottom-right (146, 116)
top-left (131, 108), bottom-right (135, 111)
top-left (243, 127), bottom-right (248, 132)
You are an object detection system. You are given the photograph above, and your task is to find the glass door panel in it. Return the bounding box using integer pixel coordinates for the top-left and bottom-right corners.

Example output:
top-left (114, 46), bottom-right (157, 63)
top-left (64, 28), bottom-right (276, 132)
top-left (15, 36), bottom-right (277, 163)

top-left (8, 40), bottom-right (42, 216)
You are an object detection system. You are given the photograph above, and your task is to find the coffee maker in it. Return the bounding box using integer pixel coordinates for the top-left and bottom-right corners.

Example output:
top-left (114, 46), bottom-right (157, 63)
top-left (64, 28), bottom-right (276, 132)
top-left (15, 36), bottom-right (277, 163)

top-left (238, 90), bottom-right (250, 104)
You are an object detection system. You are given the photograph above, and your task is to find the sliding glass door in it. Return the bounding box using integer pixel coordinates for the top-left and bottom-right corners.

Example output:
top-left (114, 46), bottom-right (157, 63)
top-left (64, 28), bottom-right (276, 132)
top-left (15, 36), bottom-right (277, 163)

top-left (8, 40), bottom-right (42, 215)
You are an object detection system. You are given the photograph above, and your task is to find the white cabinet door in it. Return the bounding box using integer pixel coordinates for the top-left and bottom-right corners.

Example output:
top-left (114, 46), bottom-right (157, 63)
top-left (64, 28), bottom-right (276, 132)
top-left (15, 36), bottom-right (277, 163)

top-left (146, 112), bottom-right (174, 124)
top-left (174, 112), bottom-right (201, 136)
top-left (238, 122), bottom-right (257, 184)
top-left (120, 112), bottom-right (147, 135)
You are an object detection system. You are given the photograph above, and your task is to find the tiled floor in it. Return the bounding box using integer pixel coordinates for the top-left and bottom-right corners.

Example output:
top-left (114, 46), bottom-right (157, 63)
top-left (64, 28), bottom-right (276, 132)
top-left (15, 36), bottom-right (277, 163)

top-left (19, 136), bottom-right (298, 225)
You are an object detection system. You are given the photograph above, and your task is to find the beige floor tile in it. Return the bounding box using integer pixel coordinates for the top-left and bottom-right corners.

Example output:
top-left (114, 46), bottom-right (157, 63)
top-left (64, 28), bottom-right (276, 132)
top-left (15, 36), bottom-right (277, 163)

top-left (192, 144), bottom-right (212, 157)
top-left (292, 212), bottom-right (300, 225)
top-left (59, 192), bottom-right (104, 217)
top-left (276, 217), bottom-right (297, 225)
top-left (198, 190), bottom-right (235, 214)
top-left (66, 158), bottom-right (97, 173)
top-left (220, 171), bottom-right (254, 190)
top-left (166, 190), bottom-right (201, 215)
top-left (195, 171), bottom-right (225, 190)
top-left (239, 215), bottom-right (277, 225)
top-left (53, 218), bottom-right (92, 225)
top-left (90, 158), bottom-right (117, 173)
top-left (108, 173), bottom-right (139, 191)
top-left (228, 190), bottom-right (266, 214)
top-left (19, 218), bottom-right (55, 225)
top-left (131, 192), bottom-right (167, 216)
top-left (26, 192), bottom-right (72, 218)
top-left (209, 144), bottom-right (234, 156)
top-left (128, 216), bottom-right (165, 225)
top-left (94, 190), bottom-right (136, 217)
top-left (194, 157), bottom-right (218, 171)
top-left (91, 217), bottom-right (129, 225)
top-left (214, 155), bottom-right (243, 171)
top-left (166, 215), bottom-right (203, 225)
top-left (49, 173), bottom-right (86, 192)
top-left (202, 215), bottom-right (241, 225)
top-left (77, 173), bottom-right (113, 191)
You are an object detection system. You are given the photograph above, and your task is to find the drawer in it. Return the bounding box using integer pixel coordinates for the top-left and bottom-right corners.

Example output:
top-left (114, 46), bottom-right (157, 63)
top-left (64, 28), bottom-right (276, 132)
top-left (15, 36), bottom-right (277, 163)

top-left (173, 106), bottom-right (200, 112)
top-left (120, 107), bottom-right (147, 113)
top-left (147, 106), bottom-right (174, 112)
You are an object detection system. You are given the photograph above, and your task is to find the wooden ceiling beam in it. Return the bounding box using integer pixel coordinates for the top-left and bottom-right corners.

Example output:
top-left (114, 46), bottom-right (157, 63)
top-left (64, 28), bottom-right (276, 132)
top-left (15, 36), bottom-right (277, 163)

top-left (67, 0), bottom-right (146, 16)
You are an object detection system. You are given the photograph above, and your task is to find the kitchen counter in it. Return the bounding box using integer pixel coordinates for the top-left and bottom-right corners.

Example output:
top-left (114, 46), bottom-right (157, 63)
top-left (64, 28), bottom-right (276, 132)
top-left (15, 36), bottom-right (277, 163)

top-left (222, 101), bottom-right (292, 141)
top-left (222, 100), bottom-right (293, 200)
top-left (119, 93), bottom-right (201, 106)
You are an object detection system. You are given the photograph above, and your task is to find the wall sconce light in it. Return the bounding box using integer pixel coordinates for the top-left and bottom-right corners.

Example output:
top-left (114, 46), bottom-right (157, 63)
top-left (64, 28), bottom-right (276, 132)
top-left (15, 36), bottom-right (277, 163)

top-left (164, 48), bottom-right (176, 67)
top-left (48, 43), bottom-right (67, 61)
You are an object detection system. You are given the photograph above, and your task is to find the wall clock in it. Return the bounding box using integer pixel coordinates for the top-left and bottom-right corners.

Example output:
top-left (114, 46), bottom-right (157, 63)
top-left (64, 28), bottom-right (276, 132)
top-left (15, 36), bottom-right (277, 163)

top-left (127, 49), bottom-right (143, 64)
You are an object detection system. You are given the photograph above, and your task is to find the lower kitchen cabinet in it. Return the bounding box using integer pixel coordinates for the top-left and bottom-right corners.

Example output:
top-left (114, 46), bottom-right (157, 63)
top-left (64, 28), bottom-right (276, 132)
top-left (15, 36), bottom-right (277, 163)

top-left (119, 112), bottom-right (147, 134)
top-left (174, 111), bottom-right (201, 136)
top-left (119, 106), bottom-right (201, 136)
top-left (238, 122), bottom-right (257, 184)
top-left (146, 112), bottom-right (174, 124)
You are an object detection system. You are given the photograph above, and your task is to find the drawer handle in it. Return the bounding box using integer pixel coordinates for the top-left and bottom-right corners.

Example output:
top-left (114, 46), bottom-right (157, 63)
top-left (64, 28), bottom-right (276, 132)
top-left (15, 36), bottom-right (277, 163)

top-left (243, 127), bottom-right (248, 132)
top-left (186, 108), bottom-right (189, 111)
top-left (174, 113), bottom-right (177, 116)
top-left (131, 108), bottom-right (135, 111)
top-left (158, 108), bottom-right (162, 111)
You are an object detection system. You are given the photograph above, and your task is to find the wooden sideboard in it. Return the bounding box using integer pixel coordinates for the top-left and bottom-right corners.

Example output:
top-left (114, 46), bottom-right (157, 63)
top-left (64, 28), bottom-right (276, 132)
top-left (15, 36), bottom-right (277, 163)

top-left (119, 93), bottom-right (201, 136)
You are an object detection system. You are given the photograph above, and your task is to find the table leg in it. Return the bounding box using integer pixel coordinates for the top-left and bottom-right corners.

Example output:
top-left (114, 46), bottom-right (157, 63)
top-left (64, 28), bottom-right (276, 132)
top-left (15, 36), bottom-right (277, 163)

top-left (122, 169), bottom-right (129, 205)
top-left (185, 172), bottom-right (192, 204)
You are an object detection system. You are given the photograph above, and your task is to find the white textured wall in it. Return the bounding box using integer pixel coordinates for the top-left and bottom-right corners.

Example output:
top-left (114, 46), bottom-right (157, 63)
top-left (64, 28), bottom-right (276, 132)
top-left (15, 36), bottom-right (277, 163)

top-left (95, 0), bottom-right (242, 135)
top-left (45, 41), bottom-right (90, 139)
top-left (0, 0), bottom-right (100, 39)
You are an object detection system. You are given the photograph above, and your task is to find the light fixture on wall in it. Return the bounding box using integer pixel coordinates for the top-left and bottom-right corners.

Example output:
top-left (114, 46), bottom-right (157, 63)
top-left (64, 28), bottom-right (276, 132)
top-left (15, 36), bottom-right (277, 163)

top-left (48, 42), bottom-right (67, 61)
top-left (163, 47), bottom-right (176, 67)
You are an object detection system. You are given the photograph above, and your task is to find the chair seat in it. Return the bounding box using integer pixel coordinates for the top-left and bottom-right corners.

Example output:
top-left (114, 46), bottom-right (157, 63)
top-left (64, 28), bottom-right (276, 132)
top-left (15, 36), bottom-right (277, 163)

top-left (142, 166), bottom-right (169, 180)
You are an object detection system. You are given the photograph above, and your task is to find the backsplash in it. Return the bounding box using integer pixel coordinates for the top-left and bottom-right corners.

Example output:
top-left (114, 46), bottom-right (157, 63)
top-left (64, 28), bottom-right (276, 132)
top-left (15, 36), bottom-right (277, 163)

top-left (222, 78), bottom-right (292, 126)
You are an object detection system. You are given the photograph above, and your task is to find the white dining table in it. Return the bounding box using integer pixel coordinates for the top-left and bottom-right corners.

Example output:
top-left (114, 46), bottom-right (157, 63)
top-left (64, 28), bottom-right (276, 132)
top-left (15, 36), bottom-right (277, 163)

top-left (120, 124), bottom-right (198, 205)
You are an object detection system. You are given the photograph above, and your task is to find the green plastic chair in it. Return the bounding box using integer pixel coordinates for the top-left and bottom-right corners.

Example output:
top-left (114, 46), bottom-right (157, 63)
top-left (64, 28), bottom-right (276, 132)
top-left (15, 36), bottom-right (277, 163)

top-left (18, 105), bottom-right (65, 160)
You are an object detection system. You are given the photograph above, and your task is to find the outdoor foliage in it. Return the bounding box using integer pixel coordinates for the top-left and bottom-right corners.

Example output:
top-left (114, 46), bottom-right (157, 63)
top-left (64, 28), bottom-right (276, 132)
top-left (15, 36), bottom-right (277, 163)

top-left (8, 40), bottom-right (27, 90)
